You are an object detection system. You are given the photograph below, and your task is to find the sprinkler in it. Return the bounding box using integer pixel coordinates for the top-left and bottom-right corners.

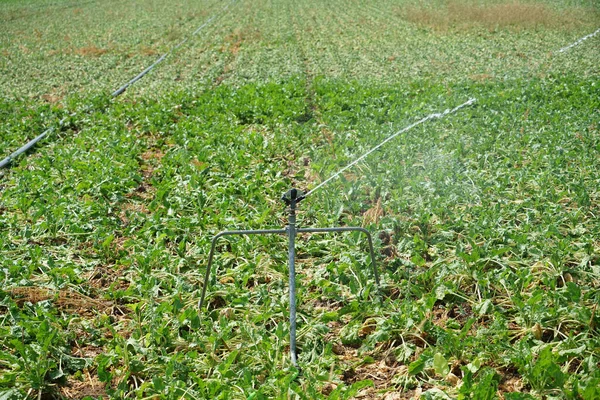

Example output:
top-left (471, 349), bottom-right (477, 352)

top-left (198, 188), bottom-right (380, 366)
top-left (197, 99), bottom-right (477, 366)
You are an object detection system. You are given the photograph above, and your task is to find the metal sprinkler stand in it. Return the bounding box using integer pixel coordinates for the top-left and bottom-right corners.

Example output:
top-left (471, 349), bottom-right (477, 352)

top-left (198, 188), bottom-right (380, 366)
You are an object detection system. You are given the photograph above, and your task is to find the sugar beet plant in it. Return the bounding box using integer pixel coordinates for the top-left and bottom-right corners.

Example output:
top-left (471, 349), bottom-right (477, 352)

top-left (1, 72), bottom-right (599, 399)
top-left (1, 0), bottom-right (600, 399)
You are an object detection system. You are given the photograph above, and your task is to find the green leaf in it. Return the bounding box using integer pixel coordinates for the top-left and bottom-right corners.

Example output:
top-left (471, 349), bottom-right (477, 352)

top-left (102, 234), bottom-right (114, 249)
top-left (0, 389), bottom-right (24, 400)
top-left (565, 282), bottom-right (581, 302)
top-left (433, 352), bottom-right (449, 376)
top-left (504, 394), bottom-right (536, 400)
top-left (475, 299), bottom-right (493, 316)
top-left (408, 358), bottom-right (425, 375)
top-left (96, 355), bottom-right (112, 383)
top-left (411, 254), bottom-right (426, 267)
top-left (48, 367), bottom-right (64, 381)
top-left (153, 376), bottom-right (165, 391)
top-left (465, 358), bottom-right (481, 373)
top-left (422, 388), bottom-right (452, 400)
top-left (342, 380), bottom-right (373, 399)
top-left (557, 344), bottom-right (585, 357)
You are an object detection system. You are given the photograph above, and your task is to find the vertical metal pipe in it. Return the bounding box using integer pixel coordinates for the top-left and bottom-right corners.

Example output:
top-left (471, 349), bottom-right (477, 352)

top-left (287, 198), bottom-right (298, 366)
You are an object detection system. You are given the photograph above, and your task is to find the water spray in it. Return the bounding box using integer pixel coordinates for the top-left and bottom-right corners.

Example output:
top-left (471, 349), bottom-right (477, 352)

top-left (198, 98), bottom-right (478, 366)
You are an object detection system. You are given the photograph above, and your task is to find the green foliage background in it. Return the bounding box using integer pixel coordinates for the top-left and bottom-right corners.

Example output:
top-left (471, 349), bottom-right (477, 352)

top-left (1, 0), bottom-right (599, 398)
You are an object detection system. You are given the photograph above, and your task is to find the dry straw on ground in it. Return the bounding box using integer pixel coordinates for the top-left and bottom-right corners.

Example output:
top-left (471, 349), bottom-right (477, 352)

top-left (399, 0), bottom-right (596, 31)
top-left (9, 286), bottom-right (112, 315)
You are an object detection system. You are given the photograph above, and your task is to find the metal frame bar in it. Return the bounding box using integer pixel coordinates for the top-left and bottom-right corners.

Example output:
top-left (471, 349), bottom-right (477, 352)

top-left (197, 190), bottom-right (380, 366)
top-left (198, 229), bottom-right (286, 312)
top-left (297, 226), bottom-right (380, 286)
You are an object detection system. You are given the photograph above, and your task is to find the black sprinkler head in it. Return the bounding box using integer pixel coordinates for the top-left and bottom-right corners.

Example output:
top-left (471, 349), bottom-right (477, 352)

top-left (281, 188), bottom-right (306, 205)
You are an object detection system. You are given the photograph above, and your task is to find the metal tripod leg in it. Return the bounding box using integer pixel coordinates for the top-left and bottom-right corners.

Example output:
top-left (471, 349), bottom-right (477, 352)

top-left (197, 229), bottom-right (286, 312)
top-left (297, 227), bottom-right (380, 287)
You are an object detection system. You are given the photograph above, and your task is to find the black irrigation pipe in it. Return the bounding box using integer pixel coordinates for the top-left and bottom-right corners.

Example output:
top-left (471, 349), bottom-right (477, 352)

top-left (111, 0), bottom-right (238, 96)
top-left (0, 127), bottom-right (52, 169)
top-left (0, 0), bottom-right (239, 169)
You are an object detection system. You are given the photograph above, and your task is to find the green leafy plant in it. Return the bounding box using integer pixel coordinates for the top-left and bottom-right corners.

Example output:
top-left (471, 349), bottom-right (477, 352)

top-left (2, 1), bottom-right (600, 398)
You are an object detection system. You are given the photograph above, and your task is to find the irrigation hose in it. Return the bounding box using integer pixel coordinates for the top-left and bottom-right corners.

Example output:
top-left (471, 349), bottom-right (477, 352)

top-left (0, 16), bottom-right (596, 169)
top-left (0, 128), bottom-right (53, 169)
top-left (0, 0), bottom-right (239, 169)
top-left (112, 0), bottom-right (238, 96)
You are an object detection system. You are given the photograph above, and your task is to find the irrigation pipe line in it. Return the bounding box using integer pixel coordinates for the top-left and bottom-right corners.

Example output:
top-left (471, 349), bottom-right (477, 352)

top-left (112, 0), bottom-right (238, 96)
top-left (1, 126), bottom-right (55, 169)
top-left (0, 0), bottom-right (239, 169)
top-left (557, 28), bottom-right (600, 53)
top-left (0, 15), bottom-right (593, 170)
top-left (304, 98), bottom-right (477, 198)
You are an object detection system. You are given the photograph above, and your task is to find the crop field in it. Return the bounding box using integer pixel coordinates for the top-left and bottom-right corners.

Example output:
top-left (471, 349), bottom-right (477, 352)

top-left (1, 0), bottom-right (600, 398)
